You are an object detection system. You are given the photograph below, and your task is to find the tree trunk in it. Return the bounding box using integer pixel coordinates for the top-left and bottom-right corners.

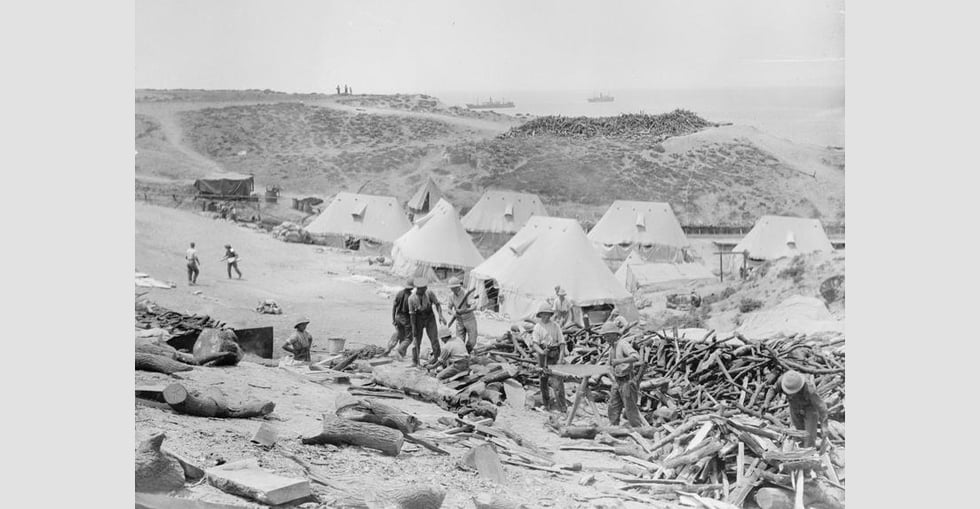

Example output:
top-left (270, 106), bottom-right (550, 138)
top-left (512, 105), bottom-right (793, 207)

top-left (136, 343), bottom-right (199, 365)
top-left (372, 364), bottom-right (457, 403)
top-left (163, 383), bottom-right (275, 418)
top-left (336, 397), bottom-right (420, 433)
top-left (193, 328), bottom-right (243, 366)
top-left (303, 414), bottom-right (403, 456)
top-left (472, 493), bottom-right (528, 509)
top-left (332, 484), bottom-right (446, 509)
top-left (366, 484), bottom-right (446, 509)
top-left (136, 353), bottom-right (193, 374)
top-left (135, 433), bottom-right (185, 493)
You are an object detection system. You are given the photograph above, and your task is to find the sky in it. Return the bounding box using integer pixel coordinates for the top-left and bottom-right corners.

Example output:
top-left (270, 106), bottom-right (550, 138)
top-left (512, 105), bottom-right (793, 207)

top-left (136, 0), bottom-right (844, 93)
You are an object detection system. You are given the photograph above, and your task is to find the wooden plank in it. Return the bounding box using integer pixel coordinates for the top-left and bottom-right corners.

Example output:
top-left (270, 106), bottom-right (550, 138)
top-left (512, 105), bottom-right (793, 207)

top-left (205, 458), bottom-right (311, 505)
top-left (347, 389), bottom-right (404, 399)
top-left (250, 423), bottom-right (278, 447)
top-left (501, 459), bottom-right (569, 475)
top-left (501, 379), bottom-right (526, 409)
top-left (463, 444), bottom-right (507, 484)
top-left (685, 421), bottom-right (714, 452)
top-left (135, 385), bottom-right (168, 403)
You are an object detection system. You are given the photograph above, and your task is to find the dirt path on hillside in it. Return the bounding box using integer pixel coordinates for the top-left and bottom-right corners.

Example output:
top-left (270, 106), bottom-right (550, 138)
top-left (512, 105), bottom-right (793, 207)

top-left (137, 103), bottom-right (226, 175)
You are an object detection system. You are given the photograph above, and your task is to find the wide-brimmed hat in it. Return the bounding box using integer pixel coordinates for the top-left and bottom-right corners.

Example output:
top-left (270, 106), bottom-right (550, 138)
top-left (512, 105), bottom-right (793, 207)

top-left (535, 302), bottom-right (555, 317)
top-left (405, 278), bottom-right (415, 288)
top-left (438, 326), bottom-right (452, 339)
top-left (448, 276), bottom-right (463, 288)
top-left (781, 370), bottom-right (804, 394)
top-left (224, 244), bottom-right (232, 248)
top-left (598, 321), bottom-right (621, 337)
top-left (294, 317), bottom-right (311, 328)
top-left (556, 287), bottom-right (567, 296)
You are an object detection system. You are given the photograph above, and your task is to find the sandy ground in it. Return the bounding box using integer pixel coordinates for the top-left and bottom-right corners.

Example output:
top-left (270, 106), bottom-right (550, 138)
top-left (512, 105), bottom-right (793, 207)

top-left (135, 204), bottom-right (661, 508)
top-left (137, 202), bottom-right (398, 354)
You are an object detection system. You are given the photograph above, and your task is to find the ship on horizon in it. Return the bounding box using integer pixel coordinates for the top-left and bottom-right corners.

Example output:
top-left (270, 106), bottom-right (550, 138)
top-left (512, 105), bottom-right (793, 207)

top-left (466, 96), bottom-right (515, 109)
top-left (587, 93), bottom-right (615, 103)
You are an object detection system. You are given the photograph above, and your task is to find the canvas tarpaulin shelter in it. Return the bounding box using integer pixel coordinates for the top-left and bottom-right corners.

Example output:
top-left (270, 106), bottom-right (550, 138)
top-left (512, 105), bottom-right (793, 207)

top-left (587, 200), bottom-right (691, 270)
top-left (461, 190), bottom-right (549, 256)
top-left (406, 176), bottom-right (443, 216)
top-left (391, 199), bottom-right (484, 283)
top-left (193, 172), bottom-right (254, 197)
top-left (733, 215), bottom-right (834, 261)
top-left (469, 216), bottom-right (637, 325)
top-left (304, 192), bottom-right (412, 254)
top-left (614, 250), bottom-right (716, 293)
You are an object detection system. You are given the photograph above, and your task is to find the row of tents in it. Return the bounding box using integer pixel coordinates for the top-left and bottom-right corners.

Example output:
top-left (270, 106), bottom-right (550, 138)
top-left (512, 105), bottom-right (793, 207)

top-left (302, 177), bottom-right (837, 323)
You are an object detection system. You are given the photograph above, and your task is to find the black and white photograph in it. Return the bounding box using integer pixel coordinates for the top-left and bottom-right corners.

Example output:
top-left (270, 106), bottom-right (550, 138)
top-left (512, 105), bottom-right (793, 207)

top-left (130, 1), bottom-right (848, 507)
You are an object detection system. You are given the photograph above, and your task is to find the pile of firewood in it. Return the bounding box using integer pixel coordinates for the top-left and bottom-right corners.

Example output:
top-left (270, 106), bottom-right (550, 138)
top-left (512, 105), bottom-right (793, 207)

top-left (135, 300), bottom-right (223, 337)
top-left (482, 325), bottom-right (845, 426)
top-left (499, 110), bottom-right (714, 140)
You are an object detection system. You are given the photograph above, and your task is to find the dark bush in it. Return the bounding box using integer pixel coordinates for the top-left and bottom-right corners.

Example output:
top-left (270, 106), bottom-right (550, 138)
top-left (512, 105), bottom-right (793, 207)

top-left (738, 298), bottom-right (763, 313)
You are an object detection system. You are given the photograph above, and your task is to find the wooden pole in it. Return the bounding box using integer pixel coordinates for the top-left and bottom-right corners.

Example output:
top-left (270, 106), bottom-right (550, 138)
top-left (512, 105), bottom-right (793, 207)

top-left (719, 251), bottom-right (724, 282)
top-left (566, 377), bottom-right (590, 426)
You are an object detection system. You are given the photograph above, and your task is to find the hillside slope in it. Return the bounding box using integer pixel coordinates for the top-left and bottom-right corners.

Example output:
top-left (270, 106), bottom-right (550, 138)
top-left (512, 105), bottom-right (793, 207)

top-left (134, 91), bottom-right (844, 224)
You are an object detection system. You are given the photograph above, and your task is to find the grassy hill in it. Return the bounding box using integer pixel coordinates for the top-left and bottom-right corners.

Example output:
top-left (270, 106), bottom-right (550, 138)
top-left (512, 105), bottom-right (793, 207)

top-left (134, 91), bottom-right (844, 225)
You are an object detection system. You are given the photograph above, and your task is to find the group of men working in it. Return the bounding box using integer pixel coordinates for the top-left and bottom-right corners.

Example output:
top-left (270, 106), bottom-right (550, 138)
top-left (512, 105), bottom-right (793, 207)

top-left (183, 242), bottom-right (243, 285)
top-left (386, 276), bottom-right (478, 368)
top-left (286, 276), bottom-right (830, 449)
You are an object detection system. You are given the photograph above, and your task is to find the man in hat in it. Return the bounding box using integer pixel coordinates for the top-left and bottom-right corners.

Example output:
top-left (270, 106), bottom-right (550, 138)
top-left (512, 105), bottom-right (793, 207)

top-left (282, 317), bottom-right (313, 362)
top-left (780, 370), bottom-right (829, 448)
top-left (447, 276), bottom-right (478, 353)
top-left (219, 244), bottom-right (242, 279)
top-left (386, 278), bottom-right (415, 356)
top-left (601, 321), bottom-right (643, 427)
top-left (185, 242), bottom-right (200, 285)
top-left (552, 286), bottom-right (573, 328)
top-left (426, 326), bottom-right (470, 380)
top-left (400, 279), bottom-right (446, 366)
top-left (529, 303), bottom-right (568, 411)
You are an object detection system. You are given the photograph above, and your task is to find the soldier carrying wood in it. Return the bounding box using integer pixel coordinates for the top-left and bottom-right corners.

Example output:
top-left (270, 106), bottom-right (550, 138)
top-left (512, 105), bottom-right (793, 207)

top-left (600, 321), bottom-right (643, 427)
top-left (780, 370), bottom-right (829, 448)
top-left (447, 277), bottom-right (478, 353)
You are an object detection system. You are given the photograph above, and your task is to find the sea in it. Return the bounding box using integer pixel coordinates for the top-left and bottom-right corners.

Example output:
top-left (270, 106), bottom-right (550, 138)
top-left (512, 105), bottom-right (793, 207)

top-left (431, 87), bottom-right (844, 148)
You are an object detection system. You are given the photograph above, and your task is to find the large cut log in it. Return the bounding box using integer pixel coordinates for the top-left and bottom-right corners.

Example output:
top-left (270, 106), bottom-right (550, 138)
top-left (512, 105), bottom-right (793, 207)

top-left (136, 352), bottom-right (193, 374)
top-left (135, 493), bottom-right (244, 509)
top-left (193, 328), bottom-right (244, 366)
top-left (332, 484), bottom-right (446, 509)
top-left (303, 414), bottom-right (403, 456)
top-left (136, 343), bottom-right (198, 365)
top-left (163, 383), bottom-right (275, 418)
top-left (135, 433), bottom-right (185, 493)
top-left (372, 364), bottom-right (457, 403)
top-left (205, 458), bottom-right (312, 506)
top-left (473, 493), bottom-right (529, 509)
top-left (336, 396), bottom-right (421, 433)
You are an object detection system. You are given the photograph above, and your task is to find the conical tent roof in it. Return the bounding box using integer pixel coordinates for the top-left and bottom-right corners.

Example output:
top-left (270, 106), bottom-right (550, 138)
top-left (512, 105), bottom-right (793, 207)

top-left (304, 192), bottom-right (411, 243)
top-left (406, 176), bottom-right (443, 213)
top-left (392, 199), bottom-right (484, 274)
top-left (461, 190), bottom-right (548, 234)
top-left (733, 215), bottom-right (834, 260)
top-left (589, 201), bottom-right (689, 246)
top-left (471, 216), bottom-right (636, 321)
